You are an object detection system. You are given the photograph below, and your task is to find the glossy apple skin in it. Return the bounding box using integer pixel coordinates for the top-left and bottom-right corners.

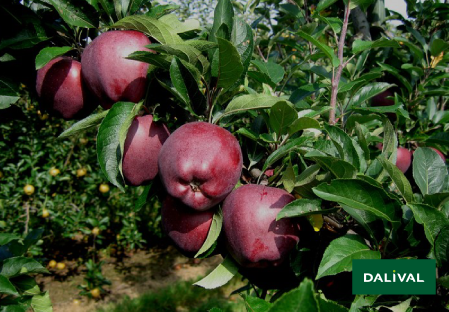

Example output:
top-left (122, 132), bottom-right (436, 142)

top-left (377, 144), bottom-right (412, 173)
top-left (223, 184), bottom-right (300, 268)
top-left (158, 122), bottom-right (243, 211)
top-left (122, 115), bottom-right (170, 186)
top-left (161, 195), bottom-right (214, 257)
top-left (36, 57), bottom-right (97, 120)
top-left (81, 30), bottom-right (150, 109)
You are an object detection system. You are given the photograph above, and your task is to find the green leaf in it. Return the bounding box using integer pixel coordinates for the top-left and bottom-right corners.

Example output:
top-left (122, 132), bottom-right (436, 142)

top-left (318, 16), bottom-right (342, 35)
top-left (0, 234), bottom-right (20, 246)
top-left (349, 295), bottom-right (379, 312)
top-left (377, 155), bottom-right (413, 203)
top-left (11, 276), bottom-right (40, 295)
top-left (216, 37), bottom-right (243, 89)
top-left (354, 122), bottom-right (370, 161)
top-left (413, 147), bottom-right (448, 195)
top-left (97, 102), bottom-right (142, 192)
top-left (305, 151), bottom-right (357, 179)
top-left (223, 94), bottom-right (294, 118)
top-left (349, 82), bottom-right (395, 108)
top-left (0, 78), bottom-right (20, 109)
top-left (147, 43), bottom-right (208, 73)
top-left (58, 111), bottom-right (108, 139)
top-left (277, 199), bottom-right (329, 220)
top-left (0, 275), bottom-right (19, 296)
top-left (193, 256), bottom-right (238, 289)
top-left (424, 193), bottom-right (449, 209)
top-left (35, 46), bottom-right (73, 70)
top-left (408, 203), bottom-right (449, 248)
top-left (251, 60), bottom-right (284, 86)
top-left (377, 63), bottom-right (412, 94)
top-left (313, 179), bottom-right (400, 223)
top-left (426, 132), bottom-right (449, 147)
top-left (430, 38), bottom-right (449, 57)
top-left (210, 0), bottom-right (234, 42)
top-left (435, 226), bottom-right (449, 267)
top-left (1, 257), bottom-right (48, 278)
top-left (186, 40), bottom-right (218, 51)
top-left (244, 296), bottom-right (271, 312)
top-left (318, 298), bottom-right (349, 312)
top-left (269, 102), bottom-right (297, 137)
top-left (289, 83), bottom-right (326, 104)
top-left (438, 275), bottom-right (449, 289)
top-left (195, 209), bottom-right (223, 258)
top-left (134, 183), bottom-right (152, 212)
top-left (288, 117), bottom-right (321, 136)
top-left (269, 279), bottom-right (319, 312)
top-left (316, 0), bottom-right (338, 15)
top-left (111, 15), bottom-right (183, 44)
top-left (352, 38), bottom-right (400, 54)
top-left (48, 0), bottom-right (98, 28)
top-left (145, 4), bottom-right (179, 19)
top-left (30, 291), bottom-right (53, 312)
top-left (262, 137), bottom-right (310, 172)
top-left (316, 235), bottom-right (380, 279)
top-left (170, 57), bottom-right (190, 105)
top-left (325, 125), bottom-right (366, 173)
top-left (282, 163), bottom-right (296, 193)
top-left (297, 31), bottom-right (339, 67)
top-left (342, 204), bottom-right (382, 246)
top-left (231, 17), bottom-right (254, 86)
top-left (158, 14), bottom-right (201, 34)
top-left (126, 51), bottom-right (172, 69)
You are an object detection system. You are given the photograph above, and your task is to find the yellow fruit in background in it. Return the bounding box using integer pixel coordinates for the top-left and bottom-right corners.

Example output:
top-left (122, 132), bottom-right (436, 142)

top-left (99, 183), bottom-right (109, 193)
top-left (42, 209), bottom-right (50, 218)
top-left (49, 168), bottom-right (60, 177)
top-left (73, 299), bottom-right (81, 305)
top-left (307, 214), bottom-right (324, 232)
top-left (76, 168), bottom-right (87, 177)
top-left (56, 262), bottom-right (66, 270)
top-left (24, 184), bottom-right (35, 196)
top-left (48, 260), bottom-right (57, 268)
top-left (79, 138), bottom-right (88, 144)
top-left (92, 227), bottom-right (100, 236)
top-left (90, 288), bottom-right (101, 298)
top-left (292, 55), bottom-right (297, 61)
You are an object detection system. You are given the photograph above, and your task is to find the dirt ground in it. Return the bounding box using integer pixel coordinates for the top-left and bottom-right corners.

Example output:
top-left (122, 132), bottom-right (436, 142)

top-left (37, 246), bottom-right (224, 312)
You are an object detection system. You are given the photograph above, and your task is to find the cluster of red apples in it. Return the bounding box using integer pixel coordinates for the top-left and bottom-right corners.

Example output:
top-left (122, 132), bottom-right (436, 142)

top-left (36, 30), bottom-right (301, 289)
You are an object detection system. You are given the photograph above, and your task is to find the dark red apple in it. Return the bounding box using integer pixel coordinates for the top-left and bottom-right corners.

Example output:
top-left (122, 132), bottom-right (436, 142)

top-left (36, 56), bottom-right (97, 120)
top-left (122, 115), bottom-right (170, 186)
top-left (222, 184), bottom-right (300, 268)
top-left (158, 122), bottom-right (243, 211)
top-left (81, 30), bottom-right (151, 109)
top-left (161, 195), bottom-right (214, 257)
top-left (376, 144), bottom-right (412, 173)
top-left (372, 90), bottom-right (394, 107)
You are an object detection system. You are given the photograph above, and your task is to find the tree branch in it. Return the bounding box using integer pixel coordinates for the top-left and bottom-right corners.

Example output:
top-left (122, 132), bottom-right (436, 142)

top-left (329, 1), bottom-right (351, 125)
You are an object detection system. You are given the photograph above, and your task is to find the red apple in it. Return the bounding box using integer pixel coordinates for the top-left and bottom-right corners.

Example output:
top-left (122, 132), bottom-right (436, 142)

top-left (158, 122), bottom-right (243, 211)
top-left (81, 30), bottom-right (151, 109)
top-left (36, 56), bottom-right (97, 120)
top-left (222, 184), bottom-right (300, 268)
top-left (376, 144), bottom-right (412, 173)
top-left (161, 195), bottom-right (214, 257)
top-left (122, 115), bottom-right (170, 186)
top-left (372, 90), bottom-right (394, 107)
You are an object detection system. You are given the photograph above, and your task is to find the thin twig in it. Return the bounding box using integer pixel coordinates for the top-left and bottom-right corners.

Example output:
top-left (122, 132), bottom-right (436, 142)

top-left (329, 1), bottom-right (351, 125)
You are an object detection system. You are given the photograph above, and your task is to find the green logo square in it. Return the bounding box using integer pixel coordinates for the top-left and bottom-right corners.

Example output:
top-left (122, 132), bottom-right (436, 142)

top-left (352, 259), bottom-right (436, 295)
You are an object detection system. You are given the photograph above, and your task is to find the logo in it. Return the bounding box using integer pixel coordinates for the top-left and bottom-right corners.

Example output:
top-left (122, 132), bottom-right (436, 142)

top-left (352, 259), bottom-right (436, 295)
